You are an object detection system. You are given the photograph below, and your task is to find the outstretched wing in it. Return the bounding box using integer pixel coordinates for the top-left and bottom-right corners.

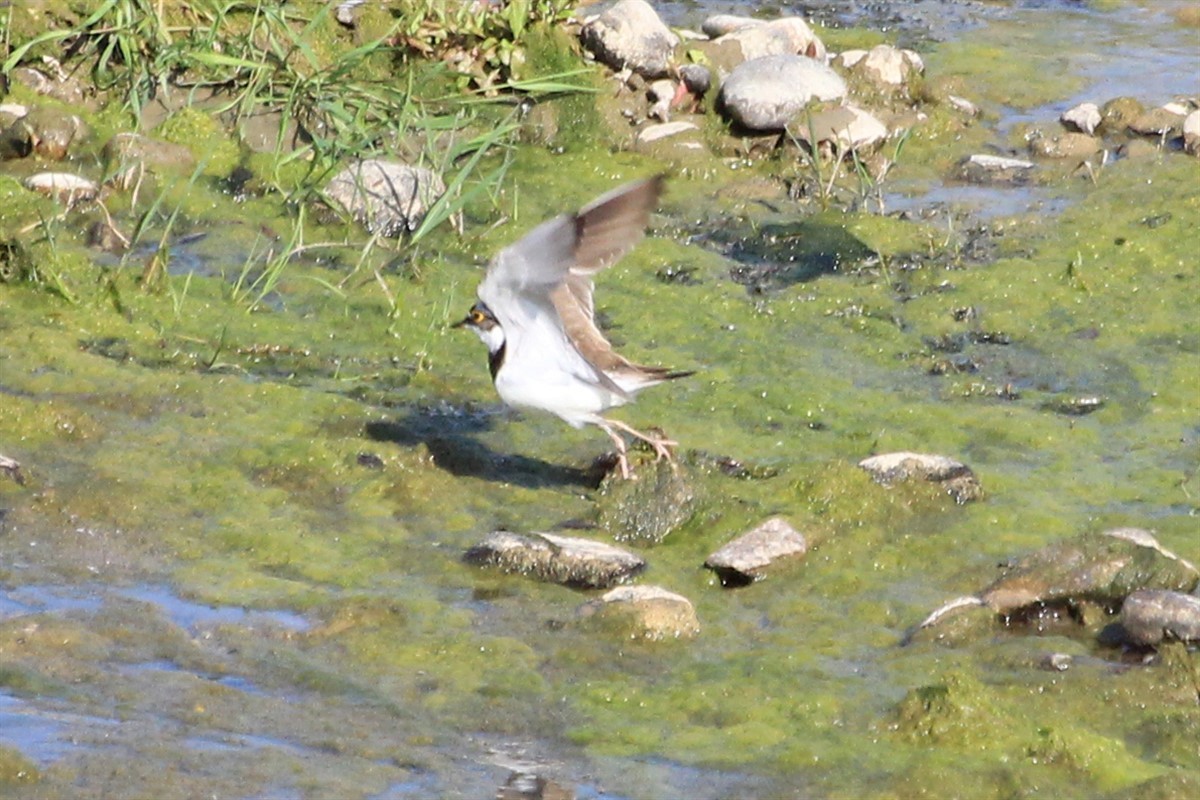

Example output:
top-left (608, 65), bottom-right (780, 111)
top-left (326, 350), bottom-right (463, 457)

top-left (477, 176), bottom-right (665, 390)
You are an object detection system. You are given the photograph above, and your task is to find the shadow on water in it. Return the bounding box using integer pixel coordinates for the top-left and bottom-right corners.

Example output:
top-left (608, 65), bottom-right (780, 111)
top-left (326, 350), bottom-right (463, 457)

top-left (365, 405), bottom-right (604, 490)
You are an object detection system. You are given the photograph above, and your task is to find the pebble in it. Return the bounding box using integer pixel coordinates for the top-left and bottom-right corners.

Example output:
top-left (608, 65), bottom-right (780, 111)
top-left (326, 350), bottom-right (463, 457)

top-left (462, 531), bottom-right (645, 589)
top-left (324, 159), bottom-right (445, 236)
top-left (704, 516), bottom-right (807, 587)
top-left (1060, 102), bottom-right (1101, 134)
top-left (580, 0), bottom-right (679, 78)
top-left (581, 585), bottom-right (700, 639)
top-left (858, 451), bottom-right (982, 504)
top-left (636, 121), bottom-right (699, 144)
top-left (718, 54), bottom-right (847, 131)
top-left (1120, 589), bottom-right (1200, 646)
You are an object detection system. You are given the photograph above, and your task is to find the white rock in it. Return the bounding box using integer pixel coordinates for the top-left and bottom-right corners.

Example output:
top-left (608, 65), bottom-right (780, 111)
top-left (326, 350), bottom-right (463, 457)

top-left (580, 0), bottom-right (679, 78)
top-left (637, 121), bottom-right (699, 143)
top-left (719, 54), bottom-right (847, 131)
top-left (839, 44), bottom-right (921, 86)
top-left (23, 172), bottom-right (98, 204)
top-left (948, 95), bottom-right (979, 116)
top-left (1061, 102), bottom-right (1101, 134)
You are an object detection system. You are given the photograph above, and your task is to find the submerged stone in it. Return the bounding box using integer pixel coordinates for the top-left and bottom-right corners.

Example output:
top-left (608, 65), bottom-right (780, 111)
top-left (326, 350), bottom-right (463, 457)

top-left (580, 584), bottom-right (700, 639)
top-left (463, 531), bottom-right (645, 589)
top-left (1120, 589), bottom-right (1200, 646)
top-left (596, 458), bottom-right (698, 545)
top-left (858, 451), bottom-right (982, 504)
top-left (704, 516), bottom-right (807, 587)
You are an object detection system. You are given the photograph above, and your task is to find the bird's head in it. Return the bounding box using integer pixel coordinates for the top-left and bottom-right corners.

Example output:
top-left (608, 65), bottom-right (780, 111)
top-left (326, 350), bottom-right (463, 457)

top-left (452, 302), bottom-right (505, 354)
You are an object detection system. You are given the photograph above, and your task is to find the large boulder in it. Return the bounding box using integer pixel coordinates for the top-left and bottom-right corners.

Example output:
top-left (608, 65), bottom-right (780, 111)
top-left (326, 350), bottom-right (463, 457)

top-left (718, 55), bottom-right (847, 131)
top-left (580, 0), bottom-right (679, 78)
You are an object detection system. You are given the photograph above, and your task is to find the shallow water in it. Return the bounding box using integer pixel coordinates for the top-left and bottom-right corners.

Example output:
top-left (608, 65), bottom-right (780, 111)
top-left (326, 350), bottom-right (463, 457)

top-left (1, 0), bottom-right (1198, 798)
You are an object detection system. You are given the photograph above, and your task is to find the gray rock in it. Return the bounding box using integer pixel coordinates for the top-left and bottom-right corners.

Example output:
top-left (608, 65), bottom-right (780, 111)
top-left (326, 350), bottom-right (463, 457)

top-left (1120, 589), bottom-right (1200, 646)
top-left (792, 104), bottom-right (888, 151)
top-left (700, 14), bottom-right (760, 38)
top-left (103, 132), bottom-right (197, 189)
top-left (1184, 109), bottom-right (1200, 155)
top-left (979, 529), bottom-right (1198, 614)
top-left (580, 0), bottom-right (679, 78)
top-left (1128, 106), bottom-right (1184, 136)
top-left (463, 530), bottom-right (645, 589)
top-left (324, 159), bottom-right (445, 236)
top-left (711, 18), bottom-right (825, 64)
top-left (1028, 130), bottom-right (1102, 159)
top-left (858, 451), bottom-right (982, 504)
top-left (581, 584), bottom-right (700, 639)
top-left (719, 55), bottom-right (847, 131)
top-left (955, 153), bottom-right (1036, 186)
top-left (836, 45), bottom-right (923, 86)
top-left (1061, 102), bottom-right (1101, 134)
top-left (705, 516), bottom-right (807, 586)
top-left (597, 458), bottom-right (698, 545)
top-left (908, 529), bottom-right (1200, 643)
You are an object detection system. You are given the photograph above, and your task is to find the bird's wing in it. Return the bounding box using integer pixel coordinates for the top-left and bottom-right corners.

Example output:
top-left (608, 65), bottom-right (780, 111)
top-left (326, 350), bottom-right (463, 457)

top-left (477, 176), bottom-right (664, 394)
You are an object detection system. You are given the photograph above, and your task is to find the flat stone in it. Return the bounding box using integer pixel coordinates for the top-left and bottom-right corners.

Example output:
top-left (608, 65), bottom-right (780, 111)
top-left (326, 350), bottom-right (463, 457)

top-left (636, 121), bottom-right (699, 143)
top-left (858, 451), bottom-right (982, 503)
top-left (580, 0), bottom-right (679, 78)
top-left (705, 516), bottom-right (807, 586)
top-left (463, 531), bottom-right (645, 589)
top-left (324, 159), bottom-right (445, 236)
top-left (1120, 589), bottom-right (1200, 646)
top-left (955, 153), bottom-right (1035, 186)
top-left (792, 104), bottom-right (888, 150)
top-left (582, 585), bottom-right (700, 639)
top-left (1029, 130), bottom-right (1102, 159)
top-left (1061, 102), bottom-right (1101, 134)
top-left (23, 172), bottom-right (99, 205)
top-left (1129, 106), bottom-right (1184, 136)
top-left (719, 55), bottom-right (847, 131)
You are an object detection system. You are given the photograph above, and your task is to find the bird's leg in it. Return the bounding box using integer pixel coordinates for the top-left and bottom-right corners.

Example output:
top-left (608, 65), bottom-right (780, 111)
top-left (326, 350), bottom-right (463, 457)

top-left (601, 418), bottom-right (679, 465)
top-left (596, 421), bottom-right (632, 479)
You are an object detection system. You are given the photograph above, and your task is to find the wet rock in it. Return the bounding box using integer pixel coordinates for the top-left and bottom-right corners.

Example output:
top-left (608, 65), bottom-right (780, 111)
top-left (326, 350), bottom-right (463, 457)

top-left (718, 55), bottom-right (847, 131)
top-left (955, 153), bottom-right (1035, 185)
top-left (1041, 395), bottom-right (1104, 415)
top-left (498, 770), bottom-right (575, 800)
top-left (1119, 138), bottom-right (1161, 160)
top-left (979, 529), bottom-right (1199, 614)
top-left (324, 159), bottom-right (446, 236)
top-left (1061, 101), bottom-right (1101, 134)
top-left (836, 44), bottom-right (924, 87)
top-left (23, 172), bottom-right (99, 206)
top-left (1, 107), bottom-right (86, 161)
top-left (709, 18), bottom-right (826, 65)
top-left (1128, 106), bottom-right (1185, 137)
top-left (102, 132), bottom-right (197, 188)
top-left (1029, 130), bottom-right (1101, 159)
top-left (636, 120), bottom-right (699, 144)
top-left (462, 531), bottom-right (644, 589)
top-left (1120, 589), bottom-right (1200, 645)
top-left (0, 454), bottom-right (24, 485)
top-left (597, 459), bottom-right (698, 545)
top-left (581, 585), bottom-right (700, 639)
top-left (1183, 109), bottom-right (1200, 155)
top-left (858, 451), bottom-right (982, 504)
top-left (1099, 96), bottom-right (1144, 133)
top-left (580, 0), bottom-right (679, 79)
top-left (909, 529), bottom-right (1199, 643)
top-left (791, 104), bottom-right (888, 151)
top-left (704, 516), bottom-right (807, 587)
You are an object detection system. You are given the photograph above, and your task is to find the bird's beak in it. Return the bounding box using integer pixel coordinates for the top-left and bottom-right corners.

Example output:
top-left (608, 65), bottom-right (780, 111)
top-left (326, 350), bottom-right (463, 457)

top-left (451, 315), bottom-right (470, 329)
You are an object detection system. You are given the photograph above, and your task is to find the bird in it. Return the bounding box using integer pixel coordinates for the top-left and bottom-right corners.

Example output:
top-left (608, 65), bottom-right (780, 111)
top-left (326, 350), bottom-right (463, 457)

top-left (453, 175), bottom-right (692, 479)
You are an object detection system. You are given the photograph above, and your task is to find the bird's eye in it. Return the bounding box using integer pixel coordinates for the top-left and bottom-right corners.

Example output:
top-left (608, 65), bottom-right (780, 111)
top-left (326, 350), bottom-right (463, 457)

top-left (471, 309), bottom-right (486, 324)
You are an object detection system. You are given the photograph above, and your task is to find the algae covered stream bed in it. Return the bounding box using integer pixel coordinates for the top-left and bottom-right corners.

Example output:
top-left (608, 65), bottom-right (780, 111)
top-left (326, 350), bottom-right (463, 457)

top-left (1, 1), bottom-right (1199, 798)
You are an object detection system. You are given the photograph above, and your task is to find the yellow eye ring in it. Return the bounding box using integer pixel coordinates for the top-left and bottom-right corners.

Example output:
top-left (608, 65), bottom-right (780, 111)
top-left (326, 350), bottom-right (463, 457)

top-left (471, 309), bottom-right (486, 324)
